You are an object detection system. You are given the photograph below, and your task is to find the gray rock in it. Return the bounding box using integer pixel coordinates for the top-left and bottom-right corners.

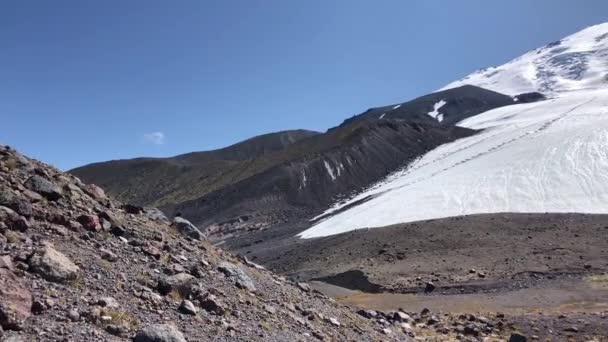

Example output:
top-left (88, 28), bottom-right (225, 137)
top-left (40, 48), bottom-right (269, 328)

top-left (23, 175), bottom-right (62, 201)
top-left (158, 273), bottom-right (196, 296)
top-left (508, 333), bottom-right (527, 342)
top-left (134, 324), bottom-right (186, 342)
top-left (100, 249), bottom-right (118, 262)
top-left (171, 217), bottom-right (204, 240)
top-left (0, 268), bottom-right (32, 330)
top-left (179, 300), bottom-right (197, 315)
top-left (0, 191), bottom-right (32, 218)
top-left (97, 297), bottom-right (120, 309)
top-left (29, 245), bottom-right (80, 283)
top-left (67, 309), bottom-right (80, 322)
top-left (145, 208), bottom-right (169, 223)
top-left (199, 294), bottom-right (225, 315)
top-left (218, 262), bottom-right (256, 292)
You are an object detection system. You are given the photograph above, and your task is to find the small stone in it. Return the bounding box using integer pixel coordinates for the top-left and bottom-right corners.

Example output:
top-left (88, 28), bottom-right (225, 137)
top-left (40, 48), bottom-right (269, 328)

top-left (327, 317), bottom-right (340, 326)
top-left (67, 309), bottom-right (80, 322)
top-left (393, 311), bottom-right (412, 322)
top-left (97, 297), bottom-right (120, 309)
top-left (297, 282), bottom-right (311, 292)
top-left (179, 300), bottom-right (197, 315)
top-left (564, 326), bottom-right (579, 333)
top-left (100, 249), bottom-right (118, 262)
top-left (424, 281), bottom-right (436, 293)
top-left (106, 324), bottom-right (128, 337)
top-left (134, 324), bottom-right (187, 342)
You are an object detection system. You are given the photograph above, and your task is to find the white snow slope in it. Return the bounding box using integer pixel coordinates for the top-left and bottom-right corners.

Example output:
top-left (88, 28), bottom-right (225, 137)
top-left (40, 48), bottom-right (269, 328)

top-left (300, 88), bottom-right (608, 238)
top-left (439, 23), bottom-right (608, 95)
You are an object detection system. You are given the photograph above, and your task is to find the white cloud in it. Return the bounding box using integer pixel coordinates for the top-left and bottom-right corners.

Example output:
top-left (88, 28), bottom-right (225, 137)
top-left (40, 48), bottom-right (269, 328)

top-left (142, 132), bottom-right (165, 145)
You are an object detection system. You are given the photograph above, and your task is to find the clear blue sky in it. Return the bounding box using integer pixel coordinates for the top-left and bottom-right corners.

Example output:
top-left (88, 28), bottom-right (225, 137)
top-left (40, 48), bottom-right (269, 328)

top-left (1, 1), bottom-right (607, 170)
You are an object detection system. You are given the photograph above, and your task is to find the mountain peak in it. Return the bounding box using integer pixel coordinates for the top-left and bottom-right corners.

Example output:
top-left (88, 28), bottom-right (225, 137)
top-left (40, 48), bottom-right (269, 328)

top-left (440, 22), bottom-right (608, 95)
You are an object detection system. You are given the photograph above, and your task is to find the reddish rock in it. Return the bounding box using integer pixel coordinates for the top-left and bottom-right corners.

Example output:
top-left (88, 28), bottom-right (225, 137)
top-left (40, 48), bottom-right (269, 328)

top-left (77, 214), bottom-right (101, 232)
top-left (85, 184), bottom-right (106, 201)
top-left (0, 268), bottom-right (32, 330)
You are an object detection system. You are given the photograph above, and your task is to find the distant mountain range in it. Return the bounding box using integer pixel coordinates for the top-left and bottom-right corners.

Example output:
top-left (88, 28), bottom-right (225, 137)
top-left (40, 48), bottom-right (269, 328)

top-left (72, 23), bottom-right (608, 243)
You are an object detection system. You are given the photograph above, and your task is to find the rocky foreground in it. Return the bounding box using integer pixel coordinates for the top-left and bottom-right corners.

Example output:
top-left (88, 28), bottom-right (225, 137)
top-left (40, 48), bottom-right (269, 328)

top-left (0, 145), bottom-right (403, 342)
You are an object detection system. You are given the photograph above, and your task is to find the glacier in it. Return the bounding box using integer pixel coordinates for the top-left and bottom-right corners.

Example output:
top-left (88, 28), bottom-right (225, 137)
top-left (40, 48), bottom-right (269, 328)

top-left (299, 88), bottom-right (608, 238)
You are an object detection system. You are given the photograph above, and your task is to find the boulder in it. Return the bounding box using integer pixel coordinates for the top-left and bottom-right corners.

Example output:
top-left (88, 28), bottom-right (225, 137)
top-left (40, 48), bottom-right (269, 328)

top-left (218, 262), bottom-right (256, 292)
top-left (158, 273), bottom-right (196, 296)
top-left (0, 269), bottom-right (32, 330)
top-left (77, 214), bottom-right (101, 232)
top-left (0, 190), bottom-right (32, 218)
top-left (134, 324), bottom-right (186, 342)
top-left (145, 208), bottom-right (169, 223)
top-left (23, 175), bottom-right (61, 201)
top-left (84, 184), bottom-right (106, 201)
top-left (171, 217), bottom-right (204, 240)
top-left (28, 245), bottom-right (79, 283)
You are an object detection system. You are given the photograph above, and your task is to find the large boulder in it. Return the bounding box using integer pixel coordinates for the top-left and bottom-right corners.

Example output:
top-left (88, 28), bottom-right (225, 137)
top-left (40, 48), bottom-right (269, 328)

top-left (134, 324), bottom-right (186, 342)
top-left (28, 245), bottom-right (79, 283)
top-left (0, 269), bottom-right (32, 330)
top-left (218, 262), bottom-right (256, 292)
top-left (171, 217), bottom-right (204, 240)
top-left (23, 175), bottom-right (62, 201)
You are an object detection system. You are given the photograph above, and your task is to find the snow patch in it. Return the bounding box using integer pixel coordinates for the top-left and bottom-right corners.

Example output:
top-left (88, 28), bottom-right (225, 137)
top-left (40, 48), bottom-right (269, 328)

top-left (324, 161), bottom-right (336, 181)
top-left (427, 100), bottom-right (447, 122)
top-left (392, 104), bottom-right (402, 109)
top-left (379, 113), bottom-right (386, 120)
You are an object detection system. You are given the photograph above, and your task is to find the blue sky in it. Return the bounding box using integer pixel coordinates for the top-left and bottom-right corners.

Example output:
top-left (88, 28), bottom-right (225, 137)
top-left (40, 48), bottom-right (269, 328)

top-left (1, 1), bottom-right (607, 170)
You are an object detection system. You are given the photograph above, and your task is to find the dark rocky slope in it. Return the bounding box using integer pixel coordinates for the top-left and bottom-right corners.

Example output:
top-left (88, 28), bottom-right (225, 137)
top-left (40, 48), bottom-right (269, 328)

top-left (70, 130), bottom-right (319, 208)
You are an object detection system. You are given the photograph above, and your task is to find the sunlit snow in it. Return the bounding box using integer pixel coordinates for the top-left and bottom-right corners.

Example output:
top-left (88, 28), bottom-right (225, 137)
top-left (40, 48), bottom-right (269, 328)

top-left (299, 88), bottom-right (608, 238)
top-left (440, 23), bottom-right (608, 95)
top-left (427, 100), bottom-right (447, 122)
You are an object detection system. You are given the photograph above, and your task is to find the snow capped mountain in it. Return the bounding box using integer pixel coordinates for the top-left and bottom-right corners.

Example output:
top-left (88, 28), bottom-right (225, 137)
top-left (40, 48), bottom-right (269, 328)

top-left (300, 23), bottom-right (608, 239)
top-left (440, 23), bottom-right (608, 95)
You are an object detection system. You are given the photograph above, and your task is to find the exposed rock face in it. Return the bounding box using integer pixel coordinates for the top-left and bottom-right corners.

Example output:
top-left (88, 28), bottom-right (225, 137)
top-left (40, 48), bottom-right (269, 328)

top-left (28, 245), bottom-right (79, 283)
top-left (0, 268), bottom-right (32, 330)
top-left (134, 324), bottom-right (186, 342)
